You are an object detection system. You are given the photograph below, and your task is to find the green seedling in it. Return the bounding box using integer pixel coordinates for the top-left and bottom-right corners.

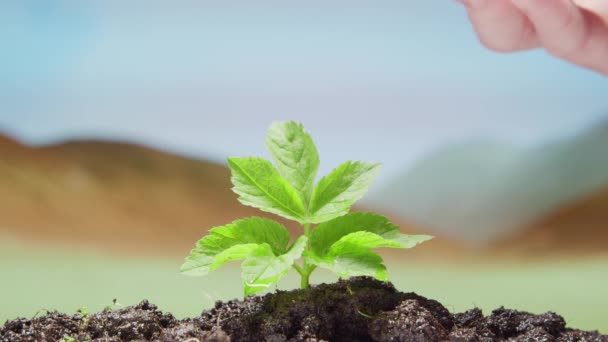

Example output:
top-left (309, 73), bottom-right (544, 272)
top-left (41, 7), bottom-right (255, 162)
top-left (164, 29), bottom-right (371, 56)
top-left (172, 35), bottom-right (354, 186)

top-left (102, 298), bottom-right (122, 312)
top-left (181, 121), bottom-right (432, 295)
top-left (76, 307), bottom-right (89, 318)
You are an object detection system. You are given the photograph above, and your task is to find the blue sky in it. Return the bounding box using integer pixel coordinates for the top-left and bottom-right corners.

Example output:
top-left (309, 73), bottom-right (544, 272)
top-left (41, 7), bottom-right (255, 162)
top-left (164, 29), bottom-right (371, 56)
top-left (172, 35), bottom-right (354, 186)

top-left (1, 0), bottom-right (607, 182)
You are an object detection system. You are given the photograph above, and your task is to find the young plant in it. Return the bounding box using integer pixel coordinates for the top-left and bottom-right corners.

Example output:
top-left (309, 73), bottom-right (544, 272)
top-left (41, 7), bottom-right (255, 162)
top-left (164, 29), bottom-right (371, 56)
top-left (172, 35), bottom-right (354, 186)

top-left (180, 121), bottom-right (432, 295)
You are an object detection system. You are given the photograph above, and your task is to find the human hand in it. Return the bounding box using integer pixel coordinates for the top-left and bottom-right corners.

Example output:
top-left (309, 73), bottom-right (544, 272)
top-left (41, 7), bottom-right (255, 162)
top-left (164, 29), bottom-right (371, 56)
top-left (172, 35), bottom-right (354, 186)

top-left (459, 0), bottom-right (608, 75)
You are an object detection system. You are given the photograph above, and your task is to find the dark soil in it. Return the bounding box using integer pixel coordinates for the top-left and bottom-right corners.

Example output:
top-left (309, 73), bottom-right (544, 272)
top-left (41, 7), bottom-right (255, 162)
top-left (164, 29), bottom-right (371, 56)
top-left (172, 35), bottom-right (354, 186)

top-left (2, 277), bottom-right (606, 342)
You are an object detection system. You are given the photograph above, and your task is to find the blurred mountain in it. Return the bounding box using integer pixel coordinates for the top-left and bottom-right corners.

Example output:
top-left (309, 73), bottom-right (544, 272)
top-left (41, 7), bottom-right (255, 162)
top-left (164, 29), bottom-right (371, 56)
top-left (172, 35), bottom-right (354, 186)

top-left (0, 134), bottom-right (251, 253)
top-left (491, 187), bottom-right (608, 256)
top-left (371, 122), bottom-right (608, 245)
top-left (0, 134), bottom-right (442, 257)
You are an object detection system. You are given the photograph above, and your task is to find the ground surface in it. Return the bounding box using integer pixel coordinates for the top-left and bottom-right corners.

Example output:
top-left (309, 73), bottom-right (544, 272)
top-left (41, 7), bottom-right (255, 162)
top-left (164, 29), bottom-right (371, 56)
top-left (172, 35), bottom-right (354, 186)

top-left (2, 277), bottom-right (606, 342)
top-left (1, 238), bottom-right (607, 334)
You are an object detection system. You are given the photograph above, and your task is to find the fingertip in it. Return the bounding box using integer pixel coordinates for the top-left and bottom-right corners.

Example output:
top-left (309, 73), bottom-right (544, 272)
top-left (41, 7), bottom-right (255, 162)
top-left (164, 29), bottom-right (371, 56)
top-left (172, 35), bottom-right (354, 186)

top-left (466, 0), bottom-right (539, 52)
top-left (511, 0), bottom-right (587, 57)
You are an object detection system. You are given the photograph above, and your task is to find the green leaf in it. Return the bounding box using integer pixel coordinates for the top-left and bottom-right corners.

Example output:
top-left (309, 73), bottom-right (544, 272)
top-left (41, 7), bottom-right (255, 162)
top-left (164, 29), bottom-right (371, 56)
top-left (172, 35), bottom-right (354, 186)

top-left (308, 161), bottom-right (381, 223)
top-left (314, 244), bottom-right (389, 280)
top-left (228, 157), bottom-right (307, 222)
top-left (308, 212), bottom-right (407, 256)
top-left (327, 231), bottom-right (406, 250)
top-left (305, 213), bottom-right (432, 280)
top-left (180, 217), bottom-right (291, 276)
top-left (265, 121), bottom-right (320, 204)
top-left (242, 236), bottom-right (308, 295)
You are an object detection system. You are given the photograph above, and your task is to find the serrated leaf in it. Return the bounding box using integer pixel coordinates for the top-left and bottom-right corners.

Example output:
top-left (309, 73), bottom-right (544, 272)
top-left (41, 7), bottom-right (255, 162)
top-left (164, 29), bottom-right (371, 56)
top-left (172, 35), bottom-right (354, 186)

top-left (327, 231), bottom-right (433, 257)
top-left (180, 217), bottom-right (291, 276)
top-left (312, 244), bottom-right (388, 280)
top-left (265, 121), bottom-right (320, 204)
top-left (328, 231), bottom-right (406, 250)
top-left (305, 212), bottom-right (432, 281)
top-left (228, 157), bottom-right (307, 222)
top-left (204, 243), bottom-right (260, 273)
top-left (242, 236), bottom-right (308, 295)
top-left (308, 161), bottom-right (381, 223)
top-left (308, 212), bottom-right (403, 256)
top-left (384, 233), bottom-right (435, 249)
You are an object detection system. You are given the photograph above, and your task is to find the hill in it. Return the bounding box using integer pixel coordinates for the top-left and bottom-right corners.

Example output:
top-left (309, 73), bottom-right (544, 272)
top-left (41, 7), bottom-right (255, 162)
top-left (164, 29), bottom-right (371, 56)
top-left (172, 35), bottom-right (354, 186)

top-left (371, 122), bottom-right (608, 244)
top-left (0, 135), bottom-right (444, 258)
top-left (491, 187), bottom-right (608, 256)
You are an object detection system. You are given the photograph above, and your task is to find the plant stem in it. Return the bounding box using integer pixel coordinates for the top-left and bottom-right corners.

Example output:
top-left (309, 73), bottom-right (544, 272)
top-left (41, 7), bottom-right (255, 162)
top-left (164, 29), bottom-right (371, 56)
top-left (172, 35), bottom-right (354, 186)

top-left (292, 264), bottom-right (304, 275)
top-left (300, 268), bottom-right (311, 289)
top-left (300, 222), bottom-right (313, 289)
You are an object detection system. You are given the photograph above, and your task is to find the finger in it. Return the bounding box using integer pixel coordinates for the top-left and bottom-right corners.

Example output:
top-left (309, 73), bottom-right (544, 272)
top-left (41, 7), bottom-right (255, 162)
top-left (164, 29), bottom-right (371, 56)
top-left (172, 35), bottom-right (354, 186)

top-left (574, 10), bottom-right (608, 75)
top-left (574, 0), bottom-right (608, 24)
top-left (461, 0), bottom-right (539, 52)
top-left (512, 0), bottom-right (608, 75)
top-left (510, 0), bottom-right (588, 57)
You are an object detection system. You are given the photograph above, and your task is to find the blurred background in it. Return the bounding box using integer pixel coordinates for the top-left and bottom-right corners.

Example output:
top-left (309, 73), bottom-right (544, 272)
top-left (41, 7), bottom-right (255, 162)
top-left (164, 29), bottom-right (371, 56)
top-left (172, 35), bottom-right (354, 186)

top-left (1, 0), bottom-right (607, 333)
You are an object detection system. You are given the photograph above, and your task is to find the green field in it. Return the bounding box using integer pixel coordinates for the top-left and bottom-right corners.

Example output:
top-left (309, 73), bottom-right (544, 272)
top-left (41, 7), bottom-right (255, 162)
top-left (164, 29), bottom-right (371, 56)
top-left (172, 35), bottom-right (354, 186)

top-left (1, 238), bottom-right (607, 333)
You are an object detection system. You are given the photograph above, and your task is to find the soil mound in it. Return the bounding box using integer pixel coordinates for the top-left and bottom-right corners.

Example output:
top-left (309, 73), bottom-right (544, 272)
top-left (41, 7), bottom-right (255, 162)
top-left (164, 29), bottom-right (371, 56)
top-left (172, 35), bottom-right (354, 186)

top-left (2, 278), bottom-right (605, 341)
